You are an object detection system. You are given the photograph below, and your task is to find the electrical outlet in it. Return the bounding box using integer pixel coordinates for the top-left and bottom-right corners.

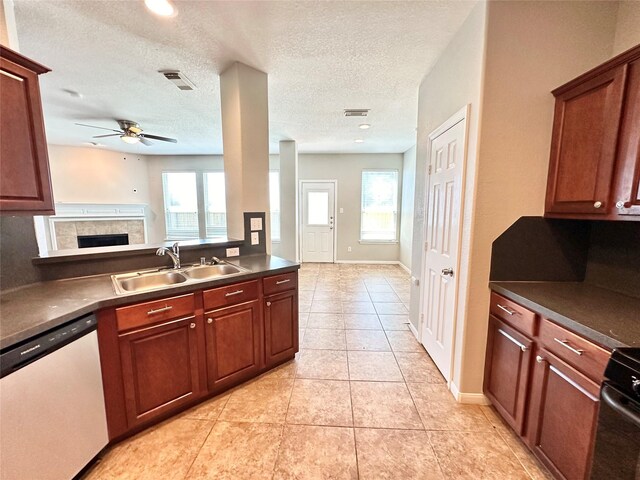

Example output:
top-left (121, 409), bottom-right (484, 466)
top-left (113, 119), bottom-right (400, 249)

top-left (347, 246), bottom-right (352, 252)
top-left (339, 207), bottom-right (344, 214)
top-left (226, 247), bottom-right (240, 257)
top-left (250, 217), bottom-right (263, 231)
top-left (251, 232), bottom-right (259, 245)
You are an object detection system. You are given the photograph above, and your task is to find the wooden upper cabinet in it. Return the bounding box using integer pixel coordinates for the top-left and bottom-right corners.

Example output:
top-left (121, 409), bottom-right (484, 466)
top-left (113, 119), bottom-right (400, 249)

top-left (545, 44), bottom-right (640, 220)
top-left (0, 46), bottom-right (54, 215)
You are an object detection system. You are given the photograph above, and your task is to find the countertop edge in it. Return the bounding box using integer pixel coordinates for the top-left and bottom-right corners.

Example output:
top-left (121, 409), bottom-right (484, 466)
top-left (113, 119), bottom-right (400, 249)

top-left (489, 283), bottom-right (627, 350)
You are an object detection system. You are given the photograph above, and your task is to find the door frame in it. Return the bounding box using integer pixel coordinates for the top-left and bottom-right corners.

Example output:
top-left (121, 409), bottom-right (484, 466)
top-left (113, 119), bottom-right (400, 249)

top-left (298, 180), bottom-right (338, 263)
top-left (417, 104), bottom-right (470, 385)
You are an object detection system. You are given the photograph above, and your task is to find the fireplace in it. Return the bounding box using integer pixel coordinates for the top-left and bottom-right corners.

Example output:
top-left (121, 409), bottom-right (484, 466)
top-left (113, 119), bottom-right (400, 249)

top-left (77, 233), bottom-right (129, 248)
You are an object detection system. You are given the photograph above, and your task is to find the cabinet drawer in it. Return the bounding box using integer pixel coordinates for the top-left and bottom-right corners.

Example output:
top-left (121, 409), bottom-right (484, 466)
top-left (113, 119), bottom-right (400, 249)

top-left (538, 318), bottom-right (610, 382)
top-left (116, 293), bottom-right (196, 331)
top-left (263, 272), bottom-right (297, 295)
top-left (489, 292), bottom-right (536, 336)
top-left (203, 280), bottom-right (259, 310)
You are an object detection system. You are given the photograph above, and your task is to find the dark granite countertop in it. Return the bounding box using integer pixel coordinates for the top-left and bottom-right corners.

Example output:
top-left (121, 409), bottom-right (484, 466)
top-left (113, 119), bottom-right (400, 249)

top-left (490, 281), bottom-right (640, 349)
top-left (0, 254), bottom-right (299, 351)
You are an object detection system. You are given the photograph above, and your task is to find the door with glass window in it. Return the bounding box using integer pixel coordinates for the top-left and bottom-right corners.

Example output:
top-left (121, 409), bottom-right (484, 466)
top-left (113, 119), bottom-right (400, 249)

top-left (301, 181), bottom-right (335, 263)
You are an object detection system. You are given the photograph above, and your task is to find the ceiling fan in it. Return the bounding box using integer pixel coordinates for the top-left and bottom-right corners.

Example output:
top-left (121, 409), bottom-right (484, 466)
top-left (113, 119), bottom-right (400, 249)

top-left (75, 120), bottom-right (177, 146)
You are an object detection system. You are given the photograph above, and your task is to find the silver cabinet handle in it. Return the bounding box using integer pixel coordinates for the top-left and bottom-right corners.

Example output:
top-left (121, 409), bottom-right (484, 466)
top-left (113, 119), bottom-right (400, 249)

top-left (616, 201), bottom-right (625, 209)
top-left (266, 301), bottom-right (271, 307)
top-left (207, 318), bottom-right (213, 324)
top-left (498, 328), bottom-right (528, 352)
top-left (147, 305), bottom-right (173, 315)
top-left (225, 290), bottom-right (244, 297)
top-left (554, 338), bottom-right (584, 356)
top-left (189, 322), bottom-right (196, 329)
top-left (594, 201), bottom-right (602, 208)
top-left (276, 279), bottom-right (291, 285)
top-left (536, 355), bottom-right (546, 363)
top-left (496, 304), bottom-right (516, 316)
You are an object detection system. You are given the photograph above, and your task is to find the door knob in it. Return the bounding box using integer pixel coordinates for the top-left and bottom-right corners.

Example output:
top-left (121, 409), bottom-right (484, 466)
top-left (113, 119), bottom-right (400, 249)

top-left (441, 268), bottom-right (454, 277)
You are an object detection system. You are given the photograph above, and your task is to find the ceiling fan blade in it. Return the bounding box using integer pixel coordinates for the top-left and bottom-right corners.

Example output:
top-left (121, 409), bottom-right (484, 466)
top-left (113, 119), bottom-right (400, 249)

top-left (75, 123), bottom-right (122, 133)
top-left (139, 137), bottom-right (153, 146)
top-left (92, 134), bottom-right (120, 138)
top-left (140, 133), bottom-right (177, 143)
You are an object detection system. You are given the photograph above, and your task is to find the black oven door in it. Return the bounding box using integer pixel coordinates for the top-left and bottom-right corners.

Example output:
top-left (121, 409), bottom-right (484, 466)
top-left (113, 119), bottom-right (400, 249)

top-left (590, 383), bottom-right (640, 479)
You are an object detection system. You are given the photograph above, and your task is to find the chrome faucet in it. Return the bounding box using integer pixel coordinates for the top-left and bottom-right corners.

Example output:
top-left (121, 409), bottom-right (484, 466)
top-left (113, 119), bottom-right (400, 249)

top-left (210, 256), bottom-right (221, 265)
top-left (156, 242), bottom-right (181, 269)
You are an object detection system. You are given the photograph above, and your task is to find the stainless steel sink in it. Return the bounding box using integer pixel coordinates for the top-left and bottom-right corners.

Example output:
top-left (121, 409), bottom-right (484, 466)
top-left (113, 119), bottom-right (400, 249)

top-left (182, 264), bottom-right (245, 280)
top-left (114, 271), bottom-right (188, 294)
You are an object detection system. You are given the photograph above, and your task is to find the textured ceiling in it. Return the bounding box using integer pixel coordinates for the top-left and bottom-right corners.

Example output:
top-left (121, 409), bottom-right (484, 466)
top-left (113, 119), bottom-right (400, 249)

top-left (14, 0), bottom-right (476, 155)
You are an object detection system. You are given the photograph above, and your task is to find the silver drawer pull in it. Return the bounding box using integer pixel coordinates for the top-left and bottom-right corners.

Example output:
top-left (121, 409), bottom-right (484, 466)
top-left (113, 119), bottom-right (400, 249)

top-left (147, 305), bottom-right (173, 315)
top-left (498, 328), bottom-right (528, 352)
top-left (225, 290), bottom-right (244, 297)
top-left (276, 279), bottom-right (291, 285)
top-left (496, 304), bottom-right (517, 316)
top-left (554, 338), bottom-right (584, 356)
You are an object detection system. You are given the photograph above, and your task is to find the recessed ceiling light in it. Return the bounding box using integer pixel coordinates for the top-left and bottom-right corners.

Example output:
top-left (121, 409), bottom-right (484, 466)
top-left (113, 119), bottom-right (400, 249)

top-left (144, 0), bottom-right (176, 17)
top-left (359, 124), bottom-right (371, 130)
top-left (354, 139), bottom-right (364, 143)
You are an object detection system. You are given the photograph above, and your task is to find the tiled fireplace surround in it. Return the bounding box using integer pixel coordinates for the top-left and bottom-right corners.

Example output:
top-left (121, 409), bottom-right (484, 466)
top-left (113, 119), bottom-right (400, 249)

top-left (53, 219), bottom-right (145, 250)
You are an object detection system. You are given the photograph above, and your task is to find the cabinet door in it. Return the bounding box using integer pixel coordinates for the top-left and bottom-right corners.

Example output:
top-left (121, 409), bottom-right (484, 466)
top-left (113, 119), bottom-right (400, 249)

top-left (204, 300), bottom-right (261, 392)
top-left (119, 316), bottom-right (203, 428)
top-left (483, 316), bottom-right (533, 435)
top-left (612, 57), bottom-right (640, 216)
top-left (528, 348), bottom-right (600, 480)
top-left (545, 65), bottom-right (627, 216)
top-left (0, 49), bottom-right (54, 214)
top-left (264, 290), bottom-right (298, 367)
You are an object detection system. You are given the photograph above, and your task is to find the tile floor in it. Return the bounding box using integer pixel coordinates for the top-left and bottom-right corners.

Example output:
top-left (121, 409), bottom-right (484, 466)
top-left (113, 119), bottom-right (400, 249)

top-left (85, 263), bottom-right (551, 480)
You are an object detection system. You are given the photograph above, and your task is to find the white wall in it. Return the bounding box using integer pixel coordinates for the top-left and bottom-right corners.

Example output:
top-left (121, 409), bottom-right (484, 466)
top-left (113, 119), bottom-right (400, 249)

top-left (399, 145), bottom-right (416, 271)
top-left (298, 153), bottom-right (403, 262)
top-left (613, 1), bottom-right (640, 55)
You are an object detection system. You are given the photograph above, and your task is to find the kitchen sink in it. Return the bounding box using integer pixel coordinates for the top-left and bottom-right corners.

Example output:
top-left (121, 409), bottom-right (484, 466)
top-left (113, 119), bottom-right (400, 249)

top-left (111, 262), bottom-right (250, 295)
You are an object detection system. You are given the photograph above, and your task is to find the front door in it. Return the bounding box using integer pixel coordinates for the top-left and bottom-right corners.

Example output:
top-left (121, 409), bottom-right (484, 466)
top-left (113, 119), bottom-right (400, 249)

top-left (421, 109), bottom-right (468, 382)
top-left (301, 181), bottom-right (335, 263)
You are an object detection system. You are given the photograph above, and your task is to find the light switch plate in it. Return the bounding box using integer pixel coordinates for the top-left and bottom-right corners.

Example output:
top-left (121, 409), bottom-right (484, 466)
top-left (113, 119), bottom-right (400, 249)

top-left (226, 247), bottom-right (240, 257)
top-left (251, 232), bottom-right (259, 245)
top-left (340, 207), bottom-right (344, 214)
top-left (250, 217), bottom-right (263, 231)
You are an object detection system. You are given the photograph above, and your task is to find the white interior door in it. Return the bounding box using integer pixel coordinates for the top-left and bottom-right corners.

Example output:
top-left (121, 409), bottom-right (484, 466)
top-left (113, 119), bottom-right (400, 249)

top-left (301, 181), bottom-right (335, 262)
top-left (420, 110), bottom-right (467, 382)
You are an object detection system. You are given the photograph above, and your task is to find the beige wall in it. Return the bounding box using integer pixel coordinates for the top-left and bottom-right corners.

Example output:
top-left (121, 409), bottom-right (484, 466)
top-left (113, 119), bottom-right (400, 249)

top-left (399, 145), bottom-right (416, 271)
top-left (299, 153), bottom-right (403, 262)
top-left (456, 0), bottom-right (618, 394)
top-left (613, 1), bottom-right (640, 55)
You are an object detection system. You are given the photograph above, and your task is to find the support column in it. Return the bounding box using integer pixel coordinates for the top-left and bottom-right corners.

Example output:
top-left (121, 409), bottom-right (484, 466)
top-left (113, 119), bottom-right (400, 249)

top-left (220, 62), bottom-right (271, 252)
top-left (278, 140), bottom-right (299, 261)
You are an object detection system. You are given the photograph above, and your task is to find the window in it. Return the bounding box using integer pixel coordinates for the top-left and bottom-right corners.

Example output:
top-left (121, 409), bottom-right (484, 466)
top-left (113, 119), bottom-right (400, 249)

top-left (360, 170), bottom-right (399, 241)
top-left (269, 171), bottom-right (281, 242)
top-left (162, 171), bottom-right (227, 240)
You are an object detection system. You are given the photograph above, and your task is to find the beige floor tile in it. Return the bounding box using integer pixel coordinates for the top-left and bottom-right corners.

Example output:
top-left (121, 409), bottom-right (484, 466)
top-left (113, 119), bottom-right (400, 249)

top-left (299, 328), bottom-right (306, 343)
top-left (298, 291), bottom-right (314, 304)
top-left (343, 313), bottom-right (382, 330)
top-left (394, 351), bottom-right (445, 383)
top-left (179, 393), bottom-right (230, 421)
top-left (350, 381), bottom-right (423, 430)
top-left (339, 291), bottom-right (371, 302)
top-left (345, 329), bottom-right (391, 351)
top-left (312, 291), bottom-right (341, 301)
top-left (341, 301), bottom-right (376, 314)
top-left (260, 358), bottom-right (298, 379)
top-left (348, 351), bottom-right (403, 381)
top-left (187, 421), bottom-right (283, 479)
top-left (374, 302), bottom-right (409, 315)
top-left (286, 379), bottom-right (353, 426)
top-left (378, 314), bottom-right (411, 331)
top-left (302, 328), bottom-right (346, 350)
top-left (296, 349), bottom-right (349, 380)
top-left (307, 313), bottom-right (344, 329)
top-left (366, 284), bottom-right (394, 293)
top-left (408, 383), bottom-right (492, 431)
top-left (298, 312), bottom-right (309, 328)
top-left (355, 428), bottom-right (445, 479)
top-left (386, 330), bottom-right (424, 352)
top-left (370, 292), bottom-right (402, 303)
top-left (428, 430), bottom-right (530, 479)
top-left (273, 425), bottom-right (358, 479)
top-left (310, 301), bottom-right (342, 313)
top-left (299, 303), bottom-right (311, 313)
top-left (219, 378), bottom-right (294, 423)
top-left (86, 417), bottom-right (213, 480)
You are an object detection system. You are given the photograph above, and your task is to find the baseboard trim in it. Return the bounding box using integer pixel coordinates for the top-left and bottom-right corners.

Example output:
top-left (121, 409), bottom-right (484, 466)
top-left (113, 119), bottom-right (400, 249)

top-left (408, 321), bottom-right (420, 342)
top-left (398, 262), bottom-right (411, 274)
top-left (449, 382), bottom-right (491, 405)
top-left (334, 260), bottom-right (400, 265)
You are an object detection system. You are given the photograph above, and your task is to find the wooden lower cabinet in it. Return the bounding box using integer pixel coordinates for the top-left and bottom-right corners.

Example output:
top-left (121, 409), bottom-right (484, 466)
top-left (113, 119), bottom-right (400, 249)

top-left (118, 316), bottom-right (204, 428)
top-left (264, 290), bottom-right (298, 367)
top-left (527, 348), bottom-right (600, 480)
top-left (484, 315), bottom-right (533, 435)
top-left (205, 300), bottom-right (262, 391)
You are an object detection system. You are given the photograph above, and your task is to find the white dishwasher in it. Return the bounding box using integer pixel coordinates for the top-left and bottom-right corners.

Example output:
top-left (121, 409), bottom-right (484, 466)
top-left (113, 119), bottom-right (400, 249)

top-left (0, 314), bottom-right (109, 480)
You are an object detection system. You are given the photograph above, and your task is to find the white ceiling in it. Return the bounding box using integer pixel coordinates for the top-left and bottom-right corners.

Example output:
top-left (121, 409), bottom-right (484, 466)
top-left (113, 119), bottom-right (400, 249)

top-left (14, 0), bottom-right (476, 155)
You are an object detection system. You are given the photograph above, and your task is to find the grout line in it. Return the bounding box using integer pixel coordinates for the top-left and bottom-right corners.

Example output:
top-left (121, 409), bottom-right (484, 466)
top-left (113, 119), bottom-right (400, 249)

top-left (182, 418), bottom-right (217, 479)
